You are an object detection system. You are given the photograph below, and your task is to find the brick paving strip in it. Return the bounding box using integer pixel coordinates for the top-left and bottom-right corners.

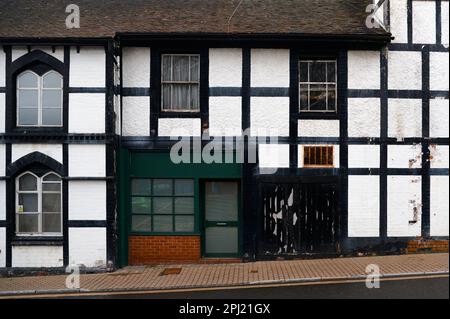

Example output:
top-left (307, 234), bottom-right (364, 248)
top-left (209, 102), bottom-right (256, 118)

top-left (0, 253), bottom-right (448, 297)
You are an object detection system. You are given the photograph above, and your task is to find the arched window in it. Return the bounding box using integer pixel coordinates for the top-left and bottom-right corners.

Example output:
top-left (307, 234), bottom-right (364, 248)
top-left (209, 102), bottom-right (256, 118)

top-left (16, 172), bottom-right (62, 235)
top-left (16, 70), bottom-right (63, 127)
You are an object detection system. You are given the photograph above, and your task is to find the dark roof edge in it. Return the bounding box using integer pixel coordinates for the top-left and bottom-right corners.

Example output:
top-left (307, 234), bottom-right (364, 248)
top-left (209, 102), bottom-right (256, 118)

top-left (0, 32), bottom-right (393, 46)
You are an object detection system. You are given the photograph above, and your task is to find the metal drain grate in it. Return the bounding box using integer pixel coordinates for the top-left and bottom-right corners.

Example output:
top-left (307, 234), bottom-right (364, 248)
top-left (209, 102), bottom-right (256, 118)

top-left (160, 268), bottom-right (182, 276)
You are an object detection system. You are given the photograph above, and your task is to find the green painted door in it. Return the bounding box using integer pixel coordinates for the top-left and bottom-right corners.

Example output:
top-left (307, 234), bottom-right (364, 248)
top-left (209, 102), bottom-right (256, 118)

top-left (203, 181), bottom-right (240, 257)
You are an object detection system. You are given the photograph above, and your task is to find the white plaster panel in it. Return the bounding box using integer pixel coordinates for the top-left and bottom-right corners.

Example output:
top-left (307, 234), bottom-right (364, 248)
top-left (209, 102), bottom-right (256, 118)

top-left (390, 0), bottom-right (408, 43)
top-left (0, 181), bottom-right (5, 221)
top-left (122, 47), bottom-right (150, 88)
top-left (0, 47), bottom-right (5, 87)
top-left (348, 51), bottom-right (380, 90)
top-left (122, 96), bottom-right (150, 136)
top-left (0, 228), bottom-right (4, 267)
top-left (0, 144), bottom-right (4, 177)
top-left (250, 97), bottom-right (289, 136)
top-left (115, 94), bottom-right (121, 135)
top-left (12, 144), bottom-right (63, 164)
top-left (12, 246), bottom-right (63, 268)
top-left (69, 181), bottom-right (106, 221)
top-left (158, 118), bottom-right (201, 137)
top-left (430, 52), bottom-right (449, 91)
top-left (430, 176), bottom-right (449, 236)
top-left (442, 1), bottom-right (450, 45)
top-left (11, 46), bottom-right (64, 62)
top-left (209, 97), bottom-right (242, 136)
top-left (69, 47), bottom-right (105, 88)
top-left (0, 93), bottom-right (5, 133)
top-left (209, 48), bottom-right (242, 87)
top-left (298, 144), bottom-right (339, 168)
top-left (388, 51), bottom-right (422, 90)
top-left (413, 0), bottom-right (436, 44)
top-left (348, 98), bottom-right (380, 137)
top-left (251, 49), bottom-right (290, 88)
top-left (298, 120), bottom-right (340, 137)
top-left (388, 99), bottom-right (422, 138)
top-left (430, 145), bottom-right (449, 169)
top-left (387, 176), bottom-right (422, 237)
top-left (69, 144), bottom-right (105, 177)
top-left (348, 145), bottom-right (380, 168)
top-left (388, 144), bottom-right (422, 169)
top-left (430, 99), bottom-right (449, 138)
top-left (69, 93), bottom-right (105, 133)
top-left (348, 176), bottom-right (380, 237)
top-left (259, 144), bottom-right (289, 168)
top-left (69, 228), bottom-right (107, 267)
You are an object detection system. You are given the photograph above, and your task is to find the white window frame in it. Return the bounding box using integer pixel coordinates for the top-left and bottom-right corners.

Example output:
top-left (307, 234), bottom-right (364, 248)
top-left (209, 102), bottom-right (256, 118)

top-left (299, 60), bottom-right (338, 113)
top-left (15, 171), bottom-right (63, 236)
top-left (16, 70), bottom-right (63, 127)
top-left (161, 54), bottom-right (201, 112)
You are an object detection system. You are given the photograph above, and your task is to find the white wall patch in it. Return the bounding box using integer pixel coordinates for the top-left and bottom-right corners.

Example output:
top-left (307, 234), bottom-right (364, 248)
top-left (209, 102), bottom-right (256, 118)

top-left (429, 145), bottom-right (449, 169)
top-left (259, 144), bottom-right (289, 168)
top-left (0, 228), bottom-right (5, 267)
top-left (390, 0), bottom-right (408, 43)
top-left (348, 145), bottom-right (380, 168)
top-left (69, 144), bottom-right (106, 177)
top-left (412, 0), bottom-right (436, 44)
top-left (0, 47), bottom-right (5, 87)
top-left (12, 144), bottom-right (63, 164)
top-left (430, 52), bottom-right (449, 91)
top-left (158, 118), bottom-right (201, 137)
top-left (348, 98), bottom-right (380, 137)
top-left (122, 96), bottom-right (150, 136)
top-left (12, 246), bottom-right (63, 268)
top-left (209, 48), bottom-right (242, 87)
top-left (209, 97), bottom-right (242, 136)
top-left (0, 181), bottom-right (5, 221)
top-left (0, 144), bottom-right (5, 177)
top-left (122, 47), bottom-right (151, 88)
top-left (251, 97), bottom-right (289, 137)
top-left (298, 120), bottom-right (340, 138)
top-left (388, 51), bottom-right (422, 90)
top-left (11, 46), bottom-right (64, 62)
top-left (69, 181), bottom-right (107, 221)
top-left (348, 51), bottom-right (380, 90)
top-left (251, 49), bottom-right (290, 88)
top-left (442, 1), bottom-right (450, 45)
top-left (69, 228), bottom-right (107, 268)
top-left (430, 176), bottom-right (449, 236)
top-left (388, 144), bottom-right (422, 169)
top-left (69, 93), bottom-right (105, 133)
top-left (0, 93), bottom-right (5, 133)
top-left (70, 47), bottom-right (106, 88)
top-left (430, 99), bottom-right (449, 138)
top-left (348, 176), bottom-right (380, 237)
top-left (388, 99), bottom-right (422, 138)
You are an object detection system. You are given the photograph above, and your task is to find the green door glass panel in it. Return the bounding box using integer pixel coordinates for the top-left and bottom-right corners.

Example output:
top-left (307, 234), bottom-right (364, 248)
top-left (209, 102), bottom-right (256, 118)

top-left (205, 227), bottom-right (238, 255)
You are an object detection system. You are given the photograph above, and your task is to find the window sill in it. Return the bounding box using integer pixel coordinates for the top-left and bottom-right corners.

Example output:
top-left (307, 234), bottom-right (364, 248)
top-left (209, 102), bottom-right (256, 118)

top-left (11, 236), bottom-right (63, 246)
top-left (298, 112), bottom-right (339, 120)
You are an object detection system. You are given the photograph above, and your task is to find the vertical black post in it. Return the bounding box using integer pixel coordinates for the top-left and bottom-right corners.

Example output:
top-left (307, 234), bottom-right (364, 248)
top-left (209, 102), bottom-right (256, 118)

top-left (380, 49), bottom-right (389, 240)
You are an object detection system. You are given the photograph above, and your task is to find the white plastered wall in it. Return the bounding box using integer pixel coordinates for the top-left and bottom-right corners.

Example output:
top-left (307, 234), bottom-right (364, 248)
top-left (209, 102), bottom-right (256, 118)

top-left (388, 51), bottom-right (422, 90)
top-left (250, 49), bottom-right (290, 88)
top-left (69, 93), bottom-right (105, 133)
top-left (158, 118), bottom-right (201, 137)
top-left (388, 144), bottom-right (422, 169)
top-left (388, 99), bottom-right (422, 138)
top-left (412, 0), bottom-right (436, 44)
top-left (122, 97), bottom-right (150, 136)
top-left (348, 50), bottom-right (380, 90)
top-left (122, 47), bottom-right (150, 88)
top-left (429, 145), bottom-right (449, 169)
top-left (0, 228), bottom-right (5, 267)
top-left (69, 181), bottom-right (107, 221)
top-left (0, 181), bottom-right (5, 221)
top-left (251, 97), bottom-right (289, 137)
top-left (442, 1), bottom-right (450, 45)
top-left (12, 246), bottom-right (63, 268)
top-left (348, 98), bottom-right (380, 137)
top-left (298, 120), bottom-right (340, 138)
top-left (430, 52), bottom-right (449, 91)
top-left (11, 46), bottom-right (64, 62)
top-left (348, 145), bottom-right (380, 168)
top-left (259, 144), bottom-right (289, 168)
top-left (209, 97), bottom-right (242, 136)
top-left (430, 99), bottom-right (449, 138)
top-left (430, 176), bottom-right (449, 236)
top-left (390, 0), bottom-right (408, 43)
top-left (69, 47), bottom-right (105, 88)
top-left (209, 48), bottom-right (242, 87)
top-left (69, 228), bottom-right (107, 268)
top-left (348, 176), bottom-right (380, 237)
top-left (11, 144), bottom-right (63, 164)
top-left (0, 144), bottom-right (5, 177)
top-left (0, 46), bottom-right (5, 87)
top-left (387, 176), bottom-right (422, 237)
top-left (69, 144), bottom-right (106, 177)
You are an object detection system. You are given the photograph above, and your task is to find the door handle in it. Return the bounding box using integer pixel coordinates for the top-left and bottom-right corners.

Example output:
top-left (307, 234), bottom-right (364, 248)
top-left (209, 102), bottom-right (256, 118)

top-left (216, 222), bottom-right (228, 226)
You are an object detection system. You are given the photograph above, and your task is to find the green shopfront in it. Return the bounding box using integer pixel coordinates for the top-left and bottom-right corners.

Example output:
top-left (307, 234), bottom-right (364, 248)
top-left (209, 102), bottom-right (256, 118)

top-left (118, 150), bottom-right (243, 266)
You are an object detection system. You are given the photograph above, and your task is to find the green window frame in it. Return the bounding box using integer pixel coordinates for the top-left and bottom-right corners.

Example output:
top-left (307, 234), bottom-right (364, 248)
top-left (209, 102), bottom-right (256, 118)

top-left (130, 178), bottom-right (195, 234)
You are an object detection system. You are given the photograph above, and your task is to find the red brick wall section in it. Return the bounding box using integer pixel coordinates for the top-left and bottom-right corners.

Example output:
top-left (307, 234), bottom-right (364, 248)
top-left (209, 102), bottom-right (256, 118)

top-left (129, 236), bottom-right (201, 265)
top-left (407, 240), bottom-right (449, 254)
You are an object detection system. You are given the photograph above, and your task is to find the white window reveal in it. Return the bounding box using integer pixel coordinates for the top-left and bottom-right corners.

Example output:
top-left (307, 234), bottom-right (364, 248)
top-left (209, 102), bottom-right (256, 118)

top-left (16, 172), bottom-right (62, 235)
top-left (17, 70), bottom-right (63, 127)
top-left (161, 54), bottom-right (200, 112)
top-left (299, 60), bottom-right (337, 112)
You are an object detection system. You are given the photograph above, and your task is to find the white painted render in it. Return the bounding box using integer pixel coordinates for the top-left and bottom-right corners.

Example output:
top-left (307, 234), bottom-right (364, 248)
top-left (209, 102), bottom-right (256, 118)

top-left (387, 176), bottom-right (422, 237)
top-left (390, 0), bottom-right (408, 43)
top-left (259, 144), bottom-right (290, 168)
top-left (122, 47), bottom-right (151, 88)
top-left (348, 145), bottom-right (380, 168)
top-left (158, 118), bottom-right (202, 137)
top-left (209, 48), bottom-right (242, 87)
top-left (0, 144), bottom-right (4, 177)
top-left (122, 96), bottom-right (150, 136)
top-left (430, 52), bottom-right (449, 91)
top-left (348, 176), bottom-right (380, 237)
top-left (347, 98), bottom-right (380, 137)
top-left (69, 144), bottom-right (106, 177)
top-left (208, 97), bottom-right (242, 136)
top-left (114, 93), bottom-right (121, 136)
top-left (69, 181), bottom-right (106, 221)
top-left (0, 93), bottom-right (5, 133)
top-left (388, 144), bottom-right (422, 169)
top-left (0, 181), bottom-right (5, 221)
top-left (250, 49), bottom-right (290, 88)
top-left (12, 246), bottom-right (63, 268)
top-left (442, 1), bottom-right (450, 46)
top-left (0, 228), bottom-right (5, 268)
top-left (69, 228), bottom-right (107, 268)
top-left (430, 176), bottom-right (449, 236)
top-left (12, 143), bottom-right (63, 164)
top-left (412, 0), bottom-right (436, 44)
top-left (250, 97), bottom-right (289, 136)
top-left (11, 46), bottom-right (64, 62)
top-left (298, 120), bottom-right (340, 137)
top-left (348, 50), bottom-right (380, 90)
top-left (430, 145), bottom-right (449, 169)
top-left (298, 144), bottom-right (339, 168)
top-left (388, 99), bottom-right (422, 138)
top-left (430, 98), bottom-right (450, 138)
top-left (69, 47), bottom-right (105, 88)
top-left (69, 93), bottom-right (105, 133)
top-left (0, 47), bottom-right (5, 87)
top-left (388, 51), bottom-right (422, 90)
